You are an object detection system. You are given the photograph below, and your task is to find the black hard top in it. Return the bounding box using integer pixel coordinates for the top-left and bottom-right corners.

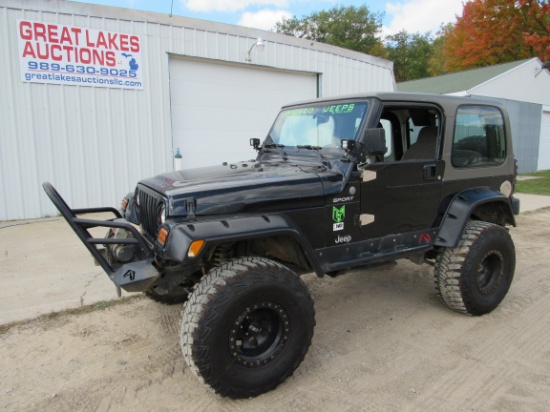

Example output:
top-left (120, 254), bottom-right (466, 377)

top-left (282, 92), bottom-right (506, 111)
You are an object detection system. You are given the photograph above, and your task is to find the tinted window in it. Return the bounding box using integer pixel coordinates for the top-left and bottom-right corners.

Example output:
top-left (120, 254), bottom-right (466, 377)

top-left (452, 105), bottom-right (506, 167)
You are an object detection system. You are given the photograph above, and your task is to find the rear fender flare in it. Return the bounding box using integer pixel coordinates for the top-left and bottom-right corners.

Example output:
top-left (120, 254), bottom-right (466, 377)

top-left (435, 187), bottom-right (516, 248)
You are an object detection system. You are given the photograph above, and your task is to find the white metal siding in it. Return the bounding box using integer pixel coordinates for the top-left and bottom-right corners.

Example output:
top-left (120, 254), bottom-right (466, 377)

top-left (0, 0), bottom-right (394, 220)
top-left (170, 58), bottom-right (317, 169)
top-left (0, 6), bottom-right (172, 220)
top-left (470, 59), bottom-right (550, 106)
top-left (488, 98), bottom-right (542, 174)
top-left (538, 107), bottom-right (550, 171)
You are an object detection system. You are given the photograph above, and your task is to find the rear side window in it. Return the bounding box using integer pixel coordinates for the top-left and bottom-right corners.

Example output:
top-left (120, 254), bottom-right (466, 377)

top-left (452, 105), bottom-right (506, 167)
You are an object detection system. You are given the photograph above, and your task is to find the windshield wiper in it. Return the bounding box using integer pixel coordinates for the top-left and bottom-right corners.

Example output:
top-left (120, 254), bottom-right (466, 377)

top-left (296, 145), bottom-right (327, 165)
top-left (263, 143), bottom-right (287, 161)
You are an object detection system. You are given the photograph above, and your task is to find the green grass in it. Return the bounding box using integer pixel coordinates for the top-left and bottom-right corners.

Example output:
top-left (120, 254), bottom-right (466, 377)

top-left (516, 170), bottom-right (550, 195)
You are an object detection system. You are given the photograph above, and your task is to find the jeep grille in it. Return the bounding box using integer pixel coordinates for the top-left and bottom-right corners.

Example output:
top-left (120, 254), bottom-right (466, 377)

top-left (137, 188), bottom-right (165, 239)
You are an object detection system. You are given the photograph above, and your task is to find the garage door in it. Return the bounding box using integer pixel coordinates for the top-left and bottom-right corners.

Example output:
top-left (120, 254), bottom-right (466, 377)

top-left (169, 57), bottom-right (318, 169)
top-left (538, 107), bottom-right (550, 171)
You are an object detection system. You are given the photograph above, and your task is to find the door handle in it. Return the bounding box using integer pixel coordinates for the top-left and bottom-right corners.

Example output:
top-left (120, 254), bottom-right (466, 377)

top-left (423, 163), bottom-right (437, 180)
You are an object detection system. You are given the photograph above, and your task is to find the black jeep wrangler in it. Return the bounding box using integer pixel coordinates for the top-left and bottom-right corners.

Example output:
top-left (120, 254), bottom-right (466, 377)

top-left (44, 92), bottom-right (519, 398)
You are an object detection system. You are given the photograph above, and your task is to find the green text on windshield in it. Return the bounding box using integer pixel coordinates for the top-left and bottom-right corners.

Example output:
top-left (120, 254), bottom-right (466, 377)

top-left (267, 102), bottom-right (368, 148)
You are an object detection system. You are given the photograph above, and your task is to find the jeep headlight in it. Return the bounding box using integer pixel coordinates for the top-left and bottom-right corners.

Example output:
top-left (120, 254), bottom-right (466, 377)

top-left (158, 203), bottom-right (167, 225)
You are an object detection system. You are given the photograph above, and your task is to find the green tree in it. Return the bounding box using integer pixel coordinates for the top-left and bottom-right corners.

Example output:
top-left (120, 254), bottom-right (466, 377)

top-left (428, 24), bottom-right (453, 76)
top-left (385, 30), bottom-right (434, 82)
top-left (275, 5), bottom-right (386, 56)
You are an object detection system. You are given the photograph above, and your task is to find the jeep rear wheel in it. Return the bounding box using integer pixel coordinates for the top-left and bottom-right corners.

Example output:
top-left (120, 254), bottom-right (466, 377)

top-left (180, 257), bottom-right (315, 398)
top-left (434, 221), bottom-right (515, 316)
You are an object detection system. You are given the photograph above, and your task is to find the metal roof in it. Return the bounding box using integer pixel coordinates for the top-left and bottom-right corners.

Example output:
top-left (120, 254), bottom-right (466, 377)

top-left (396, 59), bottom-right (533, 94)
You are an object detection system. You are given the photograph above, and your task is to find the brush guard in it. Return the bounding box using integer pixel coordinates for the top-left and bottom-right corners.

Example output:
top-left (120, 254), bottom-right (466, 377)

top-left (42, 182), bottom-right (160, 293)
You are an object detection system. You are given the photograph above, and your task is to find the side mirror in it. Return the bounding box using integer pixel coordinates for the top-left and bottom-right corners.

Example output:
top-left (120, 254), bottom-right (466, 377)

top-left (363, 128), bottom-right (387, 156)
top-left (250, 138), bottom-right (261, 150)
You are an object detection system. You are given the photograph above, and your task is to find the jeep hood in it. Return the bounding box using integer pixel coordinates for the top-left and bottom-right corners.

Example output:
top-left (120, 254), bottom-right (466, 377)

top-left (139, 161), bottom-right (348, 216)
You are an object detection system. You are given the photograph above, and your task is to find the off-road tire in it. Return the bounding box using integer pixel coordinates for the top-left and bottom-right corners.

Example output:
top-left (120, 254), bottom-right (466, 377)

top-left (180, 257), bottom-right (315, 398)
top-left (434, 220), bottom-right (515, 316)
top-left (143, 286), bottom-right (190, 305)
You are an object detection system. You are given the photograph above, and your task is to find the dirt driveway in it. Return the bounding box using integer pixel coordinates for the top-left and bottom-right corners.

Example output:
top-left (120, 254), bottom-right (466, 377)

top-left (2, 209), bottom-right (550, 412)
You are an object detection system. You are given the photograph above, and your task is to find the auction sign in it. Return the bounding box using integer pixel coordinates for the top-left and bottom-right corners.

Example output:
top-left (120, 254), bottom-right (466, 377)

top-left (17, 20), bottom-right (143, 90)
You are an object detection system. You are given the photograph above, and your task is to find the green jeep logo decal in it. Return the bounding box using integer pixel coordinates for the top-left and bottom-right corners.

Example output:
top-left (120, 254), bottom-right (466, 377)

top-left (332, 205), bottom-right (346, 223)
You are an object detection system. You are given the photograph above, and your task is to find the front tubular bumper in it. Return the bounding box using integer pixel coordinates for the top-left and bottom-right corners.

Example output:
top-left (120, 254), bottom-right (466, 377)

top-left (42, 182), bottom-right (160, 292)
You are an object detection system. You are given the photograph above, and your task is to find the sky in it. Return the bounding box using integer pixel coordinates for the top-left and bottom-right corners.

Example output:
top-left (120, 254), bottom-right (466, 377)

top-left (69, 0), bottom-right (469, 37)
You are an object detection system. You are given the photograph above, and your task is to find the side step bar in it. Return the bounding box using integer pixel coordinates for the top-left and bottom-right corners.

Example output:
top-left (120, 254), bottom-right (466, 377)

top-left (42, 182), bottom-right (160, 292)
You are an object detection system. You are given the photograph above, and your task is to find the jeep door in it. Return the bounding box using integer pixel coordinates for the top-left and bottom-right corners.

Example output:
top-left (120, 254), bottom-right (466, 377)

top-left (359, 104), bottom-right (445, 239)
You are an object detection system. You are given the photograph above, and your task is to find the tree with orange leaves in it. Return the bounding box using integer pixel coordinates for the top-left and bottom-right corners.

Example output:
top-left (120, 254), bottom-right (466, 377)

top-left (443, 0), bottom-right (550, 72)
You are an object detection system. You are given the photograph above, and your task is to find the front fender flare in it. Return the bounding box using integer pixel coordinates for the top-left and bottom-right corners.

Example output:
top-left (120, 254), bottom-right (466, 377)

top-left (163, 214), bottom-right (323, 276)
top-left (435, 187), bottom-right (516, 248)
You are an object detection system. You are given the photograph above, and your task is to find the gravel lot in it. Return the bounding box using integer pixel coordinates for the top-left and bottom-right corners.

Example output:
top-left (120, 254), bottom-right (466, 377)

top-left (1, 208), bottom-right (549, 411)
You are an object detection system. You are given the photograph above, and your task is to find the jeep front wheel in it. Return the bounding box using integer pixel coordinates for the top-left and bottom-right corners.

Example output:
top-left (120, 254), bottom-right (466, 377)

top-left (434, 221), bottom-right (515, 316)
top-left (180, 257), bottom-right (315, 398)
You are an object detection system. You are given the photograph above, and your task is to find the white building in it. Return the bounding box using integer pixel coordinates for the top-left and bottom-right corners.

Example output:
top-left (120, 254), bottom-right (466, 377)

top-left (0, 0), bottom-right (395, 221)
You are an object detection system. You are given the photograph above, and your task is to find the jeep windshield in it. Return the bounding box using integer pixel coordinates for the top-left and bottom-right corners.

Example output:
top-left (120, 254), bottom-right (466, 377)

top-left (264, 101), bottom-right (368, 151)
